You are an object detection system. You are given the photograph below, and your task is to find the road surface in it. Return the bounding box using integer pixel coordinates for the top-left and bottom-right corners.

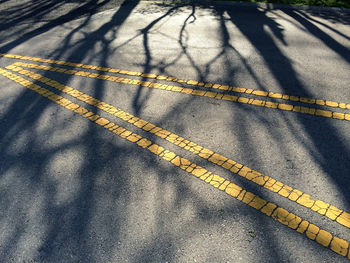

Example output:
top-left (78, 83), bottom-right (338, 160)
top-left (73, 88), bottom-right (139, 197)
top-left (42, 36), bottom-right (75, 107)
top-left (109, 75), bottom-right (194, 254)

top-left (0, 1), bottom-right (350, 262)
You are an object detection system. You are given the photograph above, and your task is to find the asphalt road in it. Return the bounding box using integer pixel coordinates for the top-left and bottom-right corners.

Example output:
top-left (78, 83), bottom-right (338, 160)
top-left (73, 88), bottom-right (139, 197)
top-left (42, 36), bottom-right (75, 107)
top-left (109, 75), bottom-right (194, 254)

top-left (0, 0), bottom-right (350, 262)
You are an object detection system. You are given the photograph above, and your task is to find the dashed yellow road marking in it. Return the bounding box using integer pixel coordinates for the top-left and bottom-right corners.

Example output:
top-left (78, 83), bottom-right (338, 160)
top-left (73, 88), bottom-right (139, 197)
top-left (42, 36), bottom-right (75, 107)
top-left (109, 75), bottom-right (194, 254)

top-left (1, 52), bottom-right (349, 111)
top-left (7, 61), bottom-right (350, 123)
top-left (7, 64), bottom-right (350, 231)
top-left (1, 66), bottom-right (349, 259)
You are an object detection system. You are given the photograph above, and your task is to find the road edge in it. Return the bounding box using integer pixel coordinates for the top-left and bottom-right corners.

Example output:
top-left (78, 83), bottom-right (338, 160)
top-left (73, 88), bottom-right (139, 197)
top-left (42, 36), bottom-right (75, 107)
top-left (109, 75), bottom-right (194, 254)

top-left (139, 0), bottom-right (350, 13)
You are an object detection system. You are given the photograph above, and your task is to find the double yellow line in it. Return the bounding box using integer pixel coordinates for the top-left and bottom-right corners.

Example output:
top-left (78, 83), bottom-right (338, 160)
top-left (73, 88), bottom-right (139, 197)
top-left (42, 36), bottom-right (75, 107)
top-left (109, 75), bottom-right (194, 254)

top-left (1, 53), bottom-right (350, 122)
top-left (7, 55), bottom-right (350, 228)
top-left (1, 52), bottom-right (350, 258)
top-left (1, 66), bottom-right (350, 259)
top-left (4, 59), bottom-right (350, 232)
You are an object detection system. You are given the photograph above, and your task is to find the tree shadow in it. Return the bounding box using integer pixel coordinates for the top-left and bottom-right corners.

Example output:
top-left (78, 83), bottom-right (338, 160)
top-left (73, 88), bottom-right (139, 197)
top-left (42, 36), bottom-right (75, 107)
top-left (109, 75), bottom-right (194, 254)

top-left (1, 1), bottom-right (349, 262)
top-left (218, 4), bottom-right (350, 207)
top-left (0, 0), bottom-right (121, 52)
top-left (0, 1), bottom-right (141, 262)
top-left (284, 9), bottom-right (350, 64)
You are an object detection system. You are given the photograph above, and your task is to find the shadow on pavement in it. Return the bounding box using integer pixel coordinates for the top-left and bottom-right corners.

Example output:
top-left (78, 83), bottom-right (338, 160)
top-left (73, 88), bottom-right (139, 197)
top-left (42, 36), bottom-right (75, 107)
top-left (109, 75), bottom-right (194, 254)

top-left (0, 1), bottom-right (349, 262)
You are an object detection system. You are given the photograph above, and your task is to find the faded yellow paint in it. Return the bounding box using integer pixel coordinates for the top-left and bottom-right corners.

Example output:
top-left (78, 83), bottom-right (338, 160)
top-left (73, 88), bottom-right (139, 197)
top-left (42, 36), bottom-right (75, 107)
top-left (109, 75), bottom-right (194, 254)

top-left (306, 224), bottom-right (319, 240)
top-left (336, 212), bottom-right (350, 228)
top-left (326, 205), bottom-right (343, 220)
top-left (225, 183), bottom-right (242, 197)
top-left (3, 57), bottom-right (350, 238)
top-left (331, 237), bottom-right (349, 256)
top-left (316, 230), bottom-right (333, 247)
top-left (297, 194), bottom-right (315, 208)
top-left (260, 203), bottom-right (277, 216)
top-left (296, 220), bottom-right (309, 234)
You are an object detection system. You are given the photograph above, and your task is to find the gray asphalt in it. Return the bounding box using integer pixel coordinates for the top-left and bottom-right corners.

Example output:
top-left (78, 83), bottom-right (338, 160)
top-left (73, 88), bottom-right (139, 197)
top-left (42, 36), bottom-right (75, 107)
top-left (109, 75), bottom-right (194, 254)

top-left (0, 0), bottom-right (350, 262)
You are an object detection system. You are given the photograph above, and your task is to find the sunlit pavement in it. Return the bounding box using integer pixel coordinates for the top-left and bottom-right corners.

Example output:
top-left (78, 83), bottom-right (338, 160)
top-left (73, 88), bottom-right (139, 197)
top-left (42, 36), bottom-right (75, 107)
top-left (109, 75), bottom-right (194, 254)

top-left (0, 1), bottom-right (350, 262)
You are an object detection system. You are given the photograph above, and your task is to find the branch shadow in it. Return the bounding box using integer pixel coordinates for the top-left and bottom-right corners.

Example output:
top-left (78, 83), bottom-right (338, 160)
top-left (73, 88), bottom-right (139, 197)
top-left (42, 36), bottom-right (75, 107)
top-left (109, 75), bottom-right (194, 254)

top-left (0, 1), bottom-right (349, 262)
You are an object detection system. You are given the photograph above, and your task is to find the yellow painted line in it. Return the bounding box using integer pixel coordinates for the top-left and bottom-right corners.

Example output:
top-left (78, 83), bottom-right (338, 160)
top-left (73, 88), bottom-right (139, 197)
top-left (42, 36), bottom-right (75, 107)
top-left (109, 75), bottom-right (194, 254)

top-left (8, 61), bottom-right (350, 123)
top-left (1, 66), bottom-right (349, 260)
top-left (1, 52), bottom-right (349, 111)
top-left (8, 64), bottom-right (350, 231)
